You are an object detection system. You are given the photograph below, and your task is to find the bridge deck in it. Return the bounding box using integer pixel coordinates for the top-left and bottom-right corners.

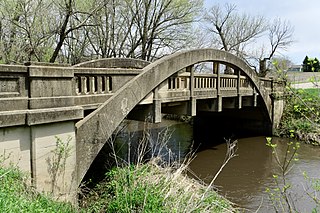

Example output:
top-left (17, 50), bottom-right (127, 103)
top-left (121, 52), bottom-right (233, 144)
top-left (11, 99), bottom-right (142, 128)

top-left (0, 63), bottom-right (272, 128)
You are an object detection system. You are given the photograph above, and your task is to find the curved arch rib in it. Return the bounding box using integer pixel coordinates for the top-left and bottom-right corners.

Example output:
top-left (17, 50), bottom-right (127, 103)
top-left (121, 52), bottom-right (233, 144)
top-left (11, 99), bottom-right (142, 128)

top-left (75, 49), bottom-right (272, 183)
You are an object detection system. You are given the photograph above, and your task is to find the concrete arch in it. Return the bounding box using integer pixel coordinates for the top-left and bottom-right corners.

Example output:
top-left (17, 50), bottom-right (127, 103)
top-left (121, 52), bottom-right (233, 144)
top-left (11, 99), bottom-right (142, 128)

top-left (73, 58), bottom-right (150, 69)
top-left (75, 49), bottom-right (272, 183)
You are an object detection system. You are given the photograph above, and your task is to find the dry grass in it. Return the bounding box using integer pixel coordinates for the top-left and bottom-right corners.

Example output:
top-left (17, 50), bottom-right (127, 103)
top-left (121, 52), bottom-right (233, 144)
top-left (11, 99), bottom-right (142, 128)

top-left (81, 156), bottom-right (236, 212)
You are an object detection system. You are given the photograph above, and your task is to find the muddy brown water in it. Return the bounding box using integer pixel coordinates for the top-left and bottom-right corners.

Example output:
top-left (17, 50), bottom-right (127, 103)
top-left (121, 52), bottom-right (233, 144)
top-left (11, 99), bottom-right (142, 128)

top-left (88, 120), bottom-right (320, 212)
top-left (189, 136), bottom-right (320, 212)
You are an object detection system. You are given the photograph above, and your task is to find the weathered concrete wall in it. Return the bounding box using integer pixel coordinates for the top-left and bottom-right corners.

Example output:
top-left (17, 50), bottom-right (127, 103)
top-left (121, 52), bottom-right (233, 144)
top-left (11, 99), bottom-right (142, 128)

top-left (31, 121), bottom-right (77, 201)
top-left (0, 126), bottom-right (31, 173)
top-left (0, 121), bottom-right (78, 202)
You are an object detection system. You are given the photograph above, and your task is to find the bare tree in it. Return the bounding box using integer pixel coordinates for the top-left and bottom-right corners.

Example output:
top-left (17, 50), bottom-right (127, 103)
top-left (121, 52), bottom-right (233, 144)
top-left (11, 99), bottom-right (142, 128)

top-left (204, 3), bottom-right (294, 76)
top-left (49, 0), bottom-right (103, 63)
top-left (259, 18), bottom-right (295, 76)
top-left (126, 0), bottom-right (203, 61)
top-left (84, 0), bottom-right (202, 62)
top-left (204, 3), bottom-right (266, 57)
top-left (0, 0), bottom-right (55, 63)
top-left (0, 0), bottom-right (202, 64)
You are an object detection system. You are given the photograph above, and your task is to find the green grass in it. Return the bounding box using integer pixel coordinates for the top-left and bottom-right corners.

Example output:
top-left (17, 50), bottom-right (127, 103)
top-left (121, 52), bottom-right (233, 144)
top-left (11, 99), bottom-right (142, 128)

top-left (1, 161), bottom-right (235, 212)
top-left (303, 88), bottom-right (320, 97)
top-left (0, 167), bottom-right (75, 213)
top-left (80, 160), bottom-right (235, 212)
top-left (277, 87), bottom-right (320, 144)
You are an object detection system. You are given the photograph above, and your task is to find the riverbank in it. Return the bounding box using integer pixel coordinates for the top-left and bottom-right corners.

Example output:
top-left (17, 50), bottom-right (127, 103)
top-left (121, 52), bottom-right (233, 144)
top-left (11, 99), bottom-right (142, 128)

top-left (0, 159), bottom-right (236, 212)
top-left (276, 86), bottom-right (320, 145)
top-left (80, 158), bottom-right (236, 212)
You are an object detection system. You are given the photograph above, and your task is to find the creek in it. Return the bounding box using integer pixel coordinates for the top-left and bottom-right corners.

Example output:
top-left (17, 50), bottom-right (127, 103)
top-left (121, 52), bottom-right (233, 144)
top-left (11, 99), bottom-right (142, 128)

top-left (85, 118), bottom-right (320, 212)
top-left (189, 136), bottom-right (320, 212)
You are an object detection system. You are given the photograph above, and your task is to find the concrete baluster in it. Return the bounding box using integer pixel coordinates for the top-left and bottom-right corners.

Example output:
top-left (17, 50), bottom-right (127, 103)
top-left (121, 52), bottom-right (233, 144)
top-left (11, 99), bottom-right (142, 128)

top-left (97, 76), bottom-right (102, 93)
top-left (187, 65), bottom-right (196, 116)
top-left (81, 76), bottom-right (87, 94)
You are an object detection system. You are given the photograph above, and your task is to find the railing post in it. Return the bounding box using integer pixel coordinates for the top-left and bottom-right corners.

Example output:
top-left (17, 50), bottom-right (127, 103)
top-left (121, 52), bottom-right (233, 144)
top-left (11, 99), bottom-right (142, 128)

top-left (81, 77), bottom-right (87, 94)
top-left (237, 69), bottom-right (242, 109)
top-left (97, 76), bottom-right (102, 93)
top-left (153, 87), bottom-right (161, 123)
top-left (187, 65), bottom-right (196, 116)
top-left (253, 86), bottom-right (258, 107)
top-left (216, 63), bottom-right (222, 112)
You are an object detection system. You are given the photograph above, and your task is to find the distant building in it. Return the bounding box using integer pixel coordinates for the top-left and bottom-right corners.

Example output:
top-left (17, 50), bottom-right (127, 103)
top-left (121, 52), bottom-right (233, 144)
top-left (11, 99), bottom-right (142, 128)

top-left (287, 65), bottom-right (302, 72)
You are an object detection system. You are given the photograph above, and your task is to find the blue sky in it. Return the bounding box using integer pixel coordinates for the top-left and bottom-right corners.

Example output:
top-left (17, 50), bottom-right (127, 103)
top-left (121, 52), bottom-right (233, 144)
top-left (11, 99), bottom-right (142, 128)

top-left (203, 0), bottom-right (320, 64)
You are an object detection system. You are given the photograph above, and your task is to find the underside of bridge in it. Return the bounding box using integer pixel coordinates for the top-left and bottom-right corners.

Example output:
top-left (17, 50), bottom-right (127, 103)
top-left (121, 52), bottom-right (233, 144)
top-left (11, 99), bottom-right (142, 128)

top-left (194, 107), bottom-right (271, 146)
top-left (127, 95), bottom-right (272, 144)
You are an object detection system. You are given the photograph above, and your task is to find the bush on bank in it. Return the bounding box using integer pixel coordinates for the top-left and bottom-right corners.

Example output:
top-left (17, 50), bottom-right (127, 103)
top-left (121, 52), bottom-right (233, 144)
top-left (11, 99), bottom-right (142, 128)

top-left (276, 88), bottom-right (320, 145)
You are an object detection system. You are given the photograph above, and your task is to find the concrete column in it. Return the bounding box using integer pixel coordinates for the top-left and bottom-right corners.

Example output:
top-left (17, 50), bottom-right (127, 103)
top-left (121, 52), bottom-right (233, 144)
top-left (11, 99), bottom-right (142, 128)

top-left (188, 65), bottom-right (196, 116)
top-left (216, 63), bottom-right (222, 112)
top-left (237, 69), bottom-right (242, 109)
top-left (271, 79), bottom-right (285, 133)
top-left (253, 87), bottom-right (258, 107)
top-left (153, 87), bottom-right (161, 123)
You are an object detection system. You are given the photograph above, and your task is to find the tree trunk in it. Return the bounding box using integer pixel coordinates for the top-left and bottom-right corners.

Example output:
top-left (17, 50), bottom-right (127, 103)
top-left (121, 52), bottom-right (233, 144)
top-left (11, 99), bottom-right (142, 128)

top-left (259, 58), bottom-right (267, 77)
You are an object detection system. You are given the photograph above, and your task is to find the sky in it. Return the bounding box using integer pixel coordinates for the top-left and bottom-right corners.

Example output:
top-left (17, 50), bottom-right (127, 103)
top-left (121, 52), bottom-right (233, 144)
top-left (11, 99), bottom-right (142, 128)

top-left (203, 0), bottom-right (320, 64)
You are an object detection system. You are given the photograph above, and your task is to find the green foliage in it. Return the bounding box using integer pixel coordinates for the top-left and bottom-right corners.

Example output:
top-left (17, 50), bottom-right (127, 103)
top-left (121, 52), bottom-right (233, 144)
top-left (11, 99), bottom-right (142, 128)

top-left (0, 167), bottom-right (75, 212)
top-left (81, 161), bottom-right (234, 212)
top-left (265, 137), bottom-right (300, 212)
top-left (277, 87), bottom-right (320, 144)
top-left (46, 136), bottom-right (73, 194)
top-left (265, 137), bottom-right (320, 212)
top-left (302, 55), bottom-right (320, 72)
top-left (303, 172), bottom-right (320, 210)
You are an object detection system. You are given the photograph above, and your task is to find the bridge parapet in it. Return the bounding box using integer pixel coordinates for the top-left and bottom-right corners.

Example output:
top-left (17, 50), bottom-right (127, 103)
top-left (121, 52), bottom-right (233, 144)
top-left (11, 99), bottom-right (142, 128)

top-left (0, 64), bottom-right (147, 126)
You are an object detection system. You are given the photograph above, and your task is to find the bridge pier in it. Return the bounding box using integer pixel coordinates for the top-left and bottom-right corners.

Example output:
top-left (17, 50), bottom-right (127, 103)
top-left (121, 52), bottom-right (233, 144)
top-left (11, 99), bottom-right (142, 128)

top-left (0, 120), bottom-right (79, 202)
top-left (0, 107), bottom-right (82, 202)
top-left (270, 80), bottom-right (285, 133)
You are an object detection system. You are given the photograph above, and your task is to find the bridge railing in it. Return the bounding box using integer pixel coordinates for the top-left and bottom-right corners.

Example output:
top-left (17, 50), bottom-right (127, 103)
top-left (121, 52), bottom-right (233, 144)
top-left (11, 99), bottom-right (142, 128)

top-left (164, 72), bottom-right (252, 91)
top-left (75, 75), bottom-right (112, 95)
top-left (259, 77), bottom-right (273, 89)
top-left (0, 65), bottom-right (28, 112)
top-left (194, 74), bottom-right (217, 89)
top-left (72, 67), bottom-right (142, 109)
top-left (0, 63), bottom-right (276, 113)
top-left (167, 74), bottom-right (189, 90)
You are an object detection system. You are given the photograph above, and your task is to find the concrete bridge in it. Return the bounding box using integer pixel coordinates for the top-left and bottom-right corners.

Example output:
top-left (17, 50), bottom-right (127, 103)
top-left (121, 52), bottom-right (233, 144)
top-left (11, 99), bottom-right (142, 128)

top-left (0, 49), bottom-right (284, 201)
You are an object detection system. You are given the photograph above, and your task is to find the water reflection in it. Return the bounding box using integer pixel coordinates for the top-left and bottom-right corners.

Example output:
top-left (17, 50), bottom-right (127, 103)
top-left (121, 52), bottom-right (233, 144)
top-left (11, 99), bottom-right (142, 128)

top-left (189, 136), bottom-right (320, 212)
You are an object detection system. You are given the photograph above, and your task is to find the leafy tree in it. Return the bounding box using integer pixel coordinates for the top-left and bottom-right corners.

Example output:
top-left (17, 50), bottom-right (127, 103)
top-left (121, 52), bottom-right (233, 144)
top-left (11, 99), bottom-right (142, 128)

top-left (302, 56), bottom-right (320, 72)
top-left (313, 57), bottom-right (320, 72)
top-left (302, 56), bottom-right (310, 72)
